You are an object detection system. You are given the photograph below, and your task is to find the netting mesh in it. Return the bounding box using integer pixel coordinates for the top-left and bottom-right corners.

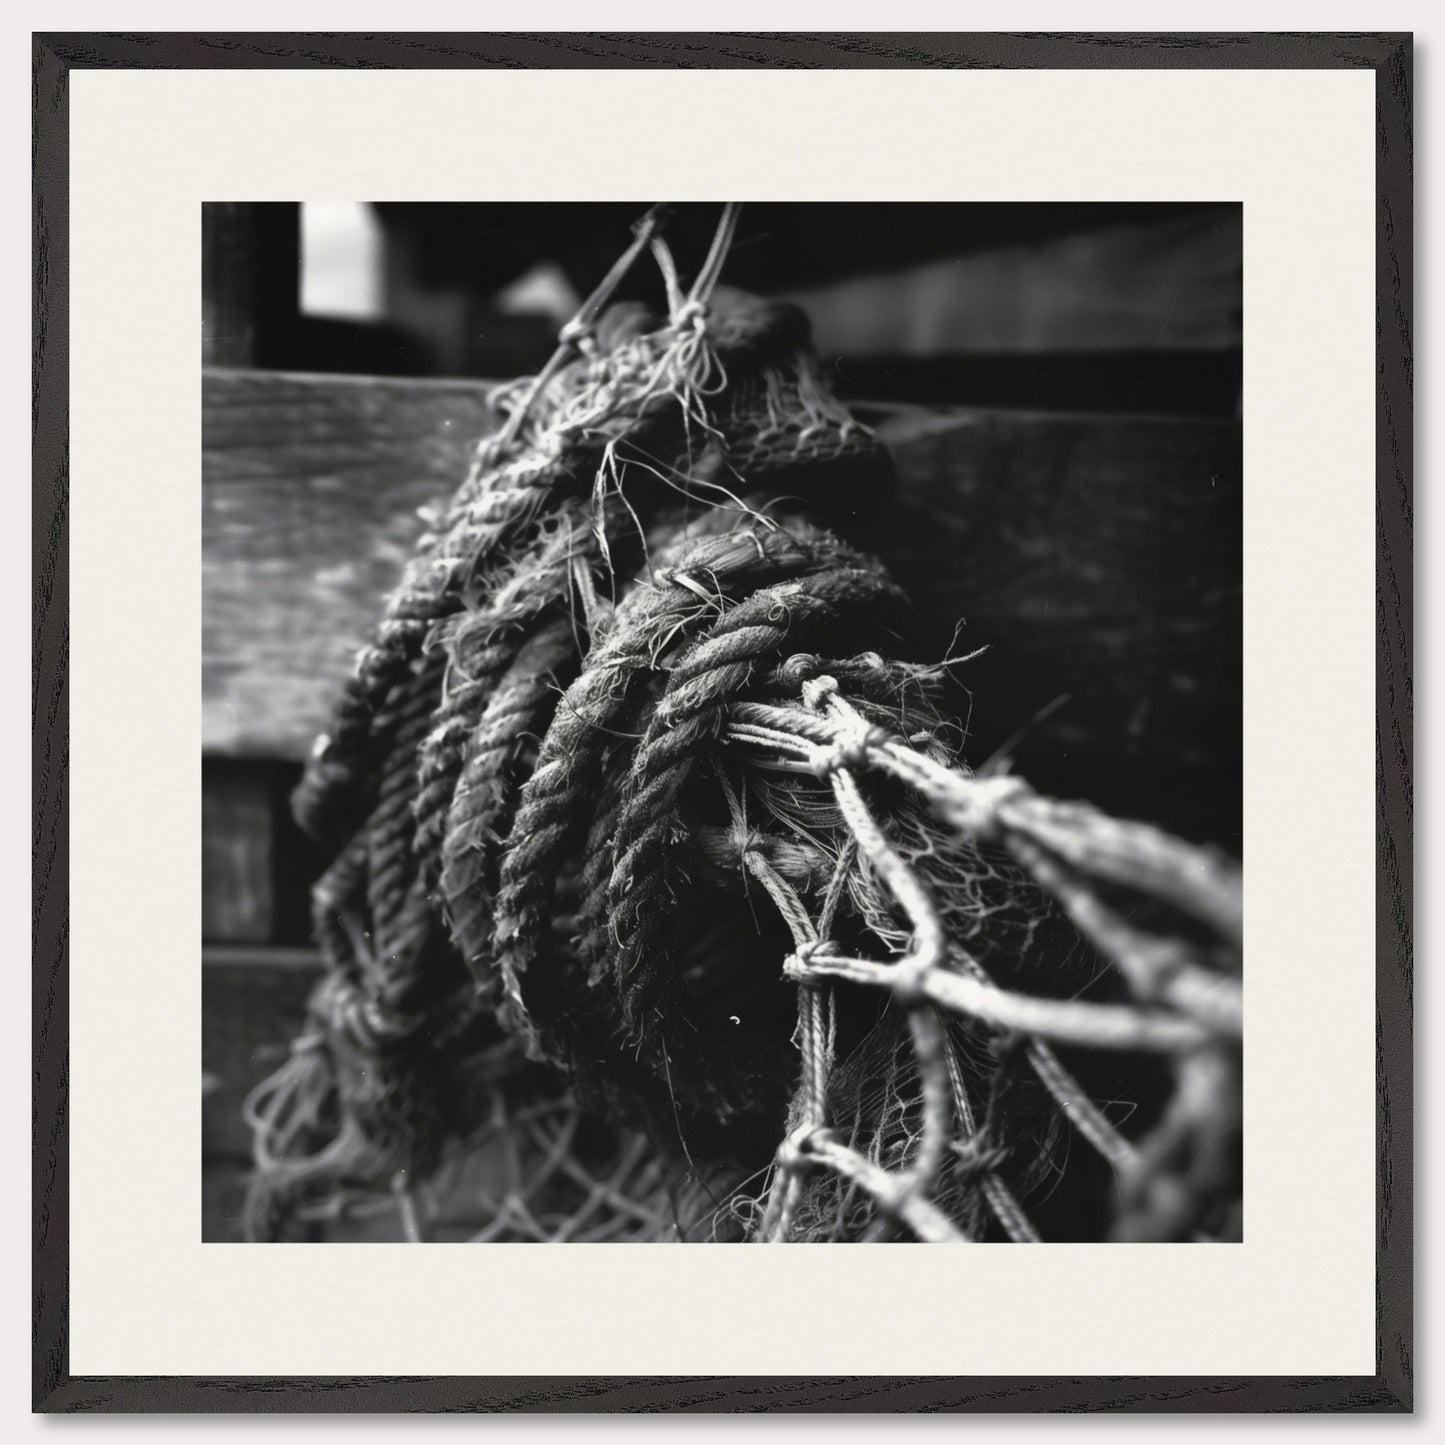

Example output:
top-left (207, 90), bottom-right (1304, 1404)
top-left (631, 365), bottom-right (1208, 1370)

top-left (243, 205), bottom-right (1242, 1245)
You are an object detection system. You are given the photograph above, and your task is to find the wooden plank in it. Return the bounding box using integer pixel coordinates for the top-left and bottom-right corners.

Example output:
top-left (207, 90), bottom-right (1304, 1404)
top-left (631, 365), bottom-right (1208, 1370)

top-left (829, 352), bottom-right (1241, 417)
top-left (202, 1156), bottom-right (249, 1243)
top-left (202, 204), bottom-right (258, 366)
top-left (783, 210), bottom-right (1242, 356)
top-left (202, 368), bottom-right (1240, 842)
top-left (872, 405), bottom-right (1241, 844)
top-left (202, 949), bottom-right (320, 1163)
top-left (203, 369), bottom-right (498, 756)
top-left (200, 946), bottom-right (513, 1242)
top-left (201, 203), bottom-right (301, 368)
top-left (201, 760), bottom-right (275, 942)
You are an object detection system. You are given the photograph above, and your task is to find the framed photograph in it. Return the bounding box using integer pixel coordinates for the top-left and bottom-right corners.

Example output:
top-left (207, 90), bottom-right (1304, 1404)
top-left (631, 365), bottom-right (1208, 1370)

top-left (33, 30), bottom-right (1412, 1413)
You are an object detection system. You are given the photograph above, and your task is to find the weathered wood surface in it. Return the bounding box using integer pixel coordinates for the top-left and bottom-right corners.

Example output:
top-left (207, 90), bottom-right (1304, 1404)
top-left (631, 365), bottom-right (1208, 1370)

top-left (201, 762), bottom-right (275, 941)
top-left (201, 203), bottom-right (301, 369)
top-left (872, 404), bottom-right (1241, 842)
top-left (201, 203), bottom-right (259, 367)
top-left (202, 951), bottom-right (319, 1168)
top-left (202, 368), bottom-right (1240, 841)
top-left (38, 27), bottom-right (1409, 1423)
top-left (203, 371), bottom-right (500, 756)
top-left (787, 209), bottom-right (1242, 356)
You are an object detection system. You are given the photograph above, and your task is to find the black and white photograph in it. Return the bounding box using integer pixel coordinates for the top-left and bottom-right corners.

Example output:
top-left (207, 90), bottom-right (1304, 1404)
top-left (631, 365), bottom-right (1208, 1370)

top-left (201, 199), bottom-right (1245, 1245)
top-left (34, 22), bottom-right (1416, 1414)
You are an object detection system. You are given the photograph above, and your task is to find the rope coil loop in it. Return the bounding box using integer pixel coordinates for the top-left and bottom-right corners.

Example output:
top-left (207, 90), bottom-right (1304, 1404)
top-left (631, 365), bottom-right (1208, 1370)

top-left (247, 205), bottom-right (1242, 1247)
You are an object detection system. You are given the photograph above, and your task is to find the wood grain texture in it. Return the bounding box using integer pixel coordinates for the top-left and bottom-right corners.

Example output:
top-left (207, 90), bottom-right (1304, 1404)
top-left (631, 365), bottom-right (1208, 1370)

top-left (788, 208), bottom-right (1242, 356)
top-left (202, 370), bottom-right (1241, 843)
top-left (202, 369), bottom-right (498, 756)
top-left (874, 405), bottom-right (1240, 844)
top-left (200, 203), bottom-right (303, 369)
top-left (1372, 36), bottom-right (1414, 1412)
top-left (33, 32), bottom-right (71, 1414)
top-left (201, 762), bottom-right (275, 941)
top-left (37, 30), bottom-right (1408, 71)
top-left (34, 29), bottom-right (1412, 1416)
top-left (36, 1372), bottom-right (1406, 1414)
top-left (201, 202), bottom-right (258, 367)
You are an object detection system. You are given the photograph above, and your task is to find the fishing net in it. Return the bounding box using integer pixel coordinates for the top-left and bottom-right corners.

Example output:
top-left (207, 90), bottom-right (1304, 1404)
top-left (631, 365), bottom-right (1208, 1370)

top-left (244, 205), bottom-right (1243, 1245)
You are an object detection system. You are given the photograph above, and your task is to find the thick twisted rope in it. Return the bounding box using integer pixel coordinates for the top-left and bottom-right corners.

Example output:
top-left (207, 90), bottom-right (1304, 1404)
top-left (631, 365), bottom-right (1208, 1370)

top-left (490, 521), bottom-right (839, 1056)
top-left (248, 212), bottom-right (1242, 1246)
top-left (412, 502), bottom-right (604, 893)
top-left (291, 206), bottom-right (711, 853)
top-left (606, 563), bottom-right (911, 1027)
top-left (439, 616), bottom-right (581, 995)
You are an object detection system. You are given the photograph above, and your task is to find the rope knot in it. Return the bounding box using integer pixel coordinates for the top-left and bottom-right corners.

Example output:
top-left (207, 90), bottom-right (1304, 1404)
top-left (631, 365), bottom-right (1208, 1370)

top-left (673, 299), bottom-right (709, 331)
top-left (947, 775), bottom-right (1031, 842)
top-left (888, 952), bottom-right (933, 1009)
top-left (949, 1139), bottom-right (1011, 1184)
top-left (811, 723), bottom-right (891, 778)
top-left (777, 1123), bottom-right (837, 1172)
top-left (800, 675), bottom-right (839, 711)
top-left (783, 939), bottom-right (833, 985)
top-left (557, 316), bottom-right (595, 349)
top-left (630, 202), bottom-right (672, 241)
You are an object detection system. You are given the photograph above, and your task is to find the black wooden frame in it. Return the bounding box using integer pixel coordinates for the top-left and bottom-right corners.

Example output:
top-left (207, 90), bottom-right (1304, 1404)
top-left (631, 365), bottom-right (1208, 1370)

top-left (32, 30), bottom-right (1413, 1413)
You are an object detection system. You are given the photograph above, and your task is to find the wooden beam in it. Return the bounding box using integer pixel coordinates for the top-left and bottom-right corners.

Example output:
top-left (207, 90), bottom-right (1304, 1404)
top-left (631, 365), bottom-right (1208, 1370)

top-left (203, 369), bottom-right (499, 757)
top-left (202, 204), bottom-right (259, 366)
top-left (202, 368), bottom-right (1240, 841)
top-left (785, 209), bottom-right (1242, 356)
top-left (201, 761), bottom-right (275, 942)
top-left (202, 948), bottom-right (319, 1162)
top-left (876, 405), bottom-right (1241, 843)
top-left (201, 203), bottom-right (301, 368)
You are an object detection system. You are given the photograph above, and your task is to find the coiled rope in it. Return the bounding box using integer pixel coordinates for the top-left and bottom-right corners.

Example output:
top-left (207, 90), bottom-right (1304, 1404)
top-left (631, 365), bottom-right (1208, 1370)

top-left (245, 205), bottom-right (1242, 1245)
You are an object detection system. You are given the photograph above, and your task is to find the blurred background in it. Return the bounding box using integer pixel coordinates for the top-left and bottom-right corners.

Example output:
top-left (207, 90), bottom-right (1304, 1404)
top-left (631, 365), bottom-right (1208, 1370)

top-left (202, 201), bottom-right (1242, 1238)
top-left (208, 200), bottom-right (1241, 410)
